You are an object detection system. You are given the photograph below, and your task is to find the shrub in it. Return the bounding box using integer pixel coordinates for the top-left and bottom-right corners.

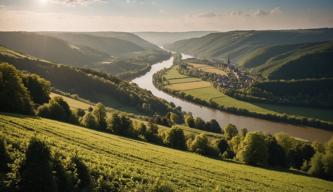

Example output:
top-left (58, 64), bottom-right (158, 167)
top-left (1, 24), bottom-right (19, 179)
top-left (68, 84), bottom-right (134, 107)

top-left (184, 115), bottom-right (195, 128)
top-left (0, 137), bottom-right (11, 173)
top-left (107, 113), bottom-right (134, 136)
top-left (68, 156), bottom-right (92, 192)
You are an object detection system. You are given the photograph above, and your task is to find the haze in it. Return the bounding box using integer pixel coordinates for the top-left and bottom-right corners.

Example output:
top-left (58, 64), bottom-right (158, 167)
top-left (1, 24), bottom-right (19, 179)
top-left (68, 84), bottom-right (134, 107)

top-left (0, 0), bottom-right (333, 32)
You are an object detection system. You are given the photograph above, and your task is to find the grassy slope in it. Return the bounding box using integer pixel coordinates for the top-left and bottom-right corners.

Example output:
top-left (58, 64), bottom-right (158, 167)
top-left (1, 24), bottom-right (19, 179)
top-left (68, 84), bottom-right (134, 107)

top-left (166, 29), bottom-right (333, 64)
top-left (163, 66), bottom-right (333, 122)
top-left (1, 113), bottom-right (333, 191)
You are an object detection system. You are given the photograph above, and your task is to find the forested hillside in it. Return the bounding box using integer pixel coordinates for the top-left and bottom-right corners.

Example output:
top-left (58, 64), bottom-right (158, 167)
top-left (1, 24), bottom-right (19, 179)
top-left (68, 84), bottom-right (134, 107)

top-left (0, 46), bottom-right (174, 115)
top-left (0, 32), bottom-right (170, 79)
top-left (166, 28), bottom-right (333, 64)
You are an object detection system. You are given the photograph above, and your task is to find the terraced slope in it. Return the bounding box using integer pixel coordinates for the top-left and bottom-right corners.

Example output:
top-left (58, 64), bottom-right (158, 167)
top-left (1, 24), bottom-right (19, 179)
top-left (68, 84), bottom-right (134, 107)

top-left (1, 113), bottom-right (332, 191)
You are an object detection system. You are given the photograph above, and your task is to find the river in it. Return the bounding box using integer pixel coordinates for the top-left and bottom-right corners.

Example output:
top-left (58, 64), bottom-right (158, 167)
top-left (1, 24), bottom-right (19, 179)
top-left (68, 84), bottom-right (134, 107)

top-left (131, 55), bottom-right (333, 142)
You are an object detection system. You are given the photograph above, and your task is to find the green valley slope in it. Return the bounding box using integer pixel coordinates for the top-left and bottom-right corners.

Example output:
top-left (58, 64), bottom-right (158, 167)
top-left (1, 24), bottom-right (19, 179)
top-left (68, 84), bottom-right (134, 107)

top-left (166, 28), bottom-right (333, 64)
top-left (0, 45), bottom-right (173, 115)
top-left (1, 113), bottom-right (332, 191)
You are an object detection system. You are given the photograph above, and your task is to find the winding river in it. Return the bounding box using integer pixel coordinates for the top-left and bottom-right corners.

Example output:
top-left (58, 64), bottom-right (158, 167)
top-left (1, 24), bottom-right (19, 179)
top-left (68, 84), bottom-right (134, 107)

top-left (131, 55), bottom-right (333, 142)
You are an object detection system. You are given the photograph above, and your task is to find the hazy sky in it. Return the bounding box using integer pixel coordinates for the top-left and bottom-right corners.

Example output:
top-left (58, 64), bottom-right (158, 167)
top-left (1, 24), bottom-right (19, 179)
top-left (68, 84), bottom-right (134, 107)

top-left (0, 0), bottom-right (333, 32)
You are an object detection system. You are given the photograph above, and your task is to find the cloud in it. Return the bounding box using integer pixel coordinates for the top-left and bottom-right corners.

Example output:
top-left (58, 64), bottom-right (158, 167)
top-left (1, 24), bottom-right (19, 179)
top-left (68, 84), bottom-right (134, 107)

top-left (50, 0), bottom-right (104, 6)
top-left (255, 7), bottom-right (282, 17)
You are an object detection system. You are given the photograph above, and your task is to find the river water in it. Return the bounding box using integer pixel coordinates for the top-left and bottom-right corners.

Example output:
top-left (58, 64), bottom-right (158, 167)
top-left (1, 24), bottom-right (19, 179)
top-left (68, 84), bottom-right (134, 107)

top-left (131, 55), bottom-right (332, 142)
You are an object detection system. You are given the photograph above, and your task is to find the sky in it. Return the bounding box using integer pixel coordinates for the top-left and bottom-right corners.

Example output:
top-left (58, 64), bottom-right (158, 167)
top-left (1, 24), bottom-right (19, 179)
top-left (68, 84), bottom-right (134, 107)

top-left (0, 0), bottom-right (333, 32)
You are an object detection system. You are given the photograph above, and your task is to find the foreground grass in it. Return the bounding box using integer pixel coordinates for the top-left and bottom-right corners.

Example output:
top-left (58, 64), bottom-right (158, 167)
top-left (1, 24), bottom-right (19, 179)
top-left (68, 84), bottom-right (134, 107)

top-left (1, 113), bottom-right (333, 191)
top-left (163, 66), bottom-right (333, 122)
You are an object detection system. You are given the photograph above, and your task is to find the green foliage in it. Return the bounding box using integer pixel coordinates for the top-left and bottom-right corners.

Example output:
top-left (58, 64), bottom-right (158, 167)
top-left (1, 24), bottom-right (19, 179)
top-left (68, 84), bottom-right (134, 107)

top-left (189, 134), bottom-right (217, 157)
top-left (164, 127), bottom-right (186, 150)
top-left (224, 124), bottom-right (238, 140)
top-left (237, 132), bottom-right (268, 166)
top-left (107, 113), bottom-right (134, 136)
top-left (214, 138), bottom-right (229, 155)
top-left (18, 137), bottom-right (57, 192)
top-left (37, 96), bottom-right (75, 123)
top-left (0, 137), bottom-right (11, 173)
top-left (80, 112), bottom-right (97, 129)
top-left (264, 135), bottom-right (287, 167)
top-left (184, 115), bottom-right (195, 128)
top-left (21, 72), bottom-right (51, 105)
top-left (92, 103), bottom-right (107, 130)
top-left (194, 117), bottom-right (205, 130)
top-left (0, 63), bottom-right (33, 114)
top-left (68, 155), bottom-right (92, 192)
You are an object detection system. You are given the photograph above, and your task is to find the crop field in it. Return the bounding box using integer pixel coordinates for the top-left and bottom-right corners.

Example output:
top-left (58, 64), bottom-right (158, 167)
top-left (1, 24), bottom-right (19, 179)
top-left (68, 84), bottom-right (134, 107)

top-left (162, 66), bottom-right (333, 122)
top-left (168, 77), bottom-right (201, 84)
top-left (188, 62), bottom-right (228, 76)
top-left (166, 81), bottom-right (211, 91)
top-left (1, 113), bottom-right (333, 191)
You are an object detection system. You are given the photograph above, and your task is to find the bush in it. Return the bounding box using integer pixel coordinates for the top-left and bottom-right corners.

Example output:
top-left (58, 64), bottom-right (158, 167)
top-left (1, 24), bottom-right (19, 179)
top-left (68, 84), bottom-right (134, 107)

top-left (0, 137), bottom-right (11, 173)
top-left (236, 132), bottom-right (268, 166)
top-left (164, 127), bottom-right (186, 150)
top-left (190, 134), bottom-right (218, 157)
top-left (224, 124), bottom-right (238, 140)
top-left (184, 115), bottom-right (195, 128)
top-left (68, 156), bottom-right (92, 192)
top-left (0, 63), bottom-right (33, 114)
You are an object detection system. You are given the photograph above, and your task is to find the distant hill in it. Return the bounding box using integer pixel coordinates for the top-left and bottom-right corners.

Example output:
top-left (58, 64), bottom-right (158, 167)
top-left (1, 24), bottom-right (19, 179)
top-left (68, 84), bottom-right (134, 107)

top-left (135, 31), bottom-right (216, 46)
top-left (86, 31), bottom-right (161, 50)
top-left (0, 45), bottom-right (172, 114)
top-left (246, 41), bottom-right (333, 79)
top-left (41, 32), bottom-right (146, 56)
top-left (0, 32), bottom-right (108, 66)
top-left (166, 28), bottom-right (333, 64)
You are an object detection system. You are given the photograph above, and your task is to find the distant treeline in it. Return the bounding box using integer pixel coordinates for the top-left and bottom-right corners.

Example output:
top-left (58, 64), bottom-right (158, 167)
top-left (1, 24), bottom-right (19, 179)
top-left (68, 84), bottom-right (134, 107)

top-left (226, 78), bottom-right (333, 109)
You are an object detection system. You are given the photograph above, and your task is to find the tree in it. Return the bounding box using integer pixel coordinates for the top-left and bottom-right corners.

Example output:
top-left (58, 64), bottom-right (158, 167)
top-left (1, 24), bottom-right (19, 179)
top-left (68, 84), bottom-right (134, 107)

top-left (18, 138), bottom-right (57, 192)
top-left (214, 138), bottom-right (229, 154)
top-left (194, 117), bottom-right (205, 130)
top-left (107, 113), bottom-right (133, 136)
top-left (189, 134), bottom-right (217, 156)
top-left (265, 135), bottom-right (287, 167)
top-left (164, 127), bottom-right (186, 150)
top-left (92, 103), bottom-right (107, 130)
top-left (80, 112), bottom-right (97, 129)
top-left (0, 63), bottom-right (33, 114)
top-left (185, 115), bottom-right (195, 128)
top-left (21, 73), bottom-right (51, 105)
top-left (237, 132), bottom-right (268, 166)
top-left (224, 124), bottom-right (238, 140)
top-left (208, 119), bottom-right (222, 133)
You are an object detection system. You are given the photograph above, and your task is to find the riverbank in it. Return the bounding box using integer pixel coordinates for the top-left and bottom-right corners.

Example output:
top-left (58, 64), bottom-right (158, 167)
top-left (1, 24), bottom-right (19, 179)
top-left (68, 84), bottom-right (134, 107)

top-left (154, 65), bottom-right (333, 131)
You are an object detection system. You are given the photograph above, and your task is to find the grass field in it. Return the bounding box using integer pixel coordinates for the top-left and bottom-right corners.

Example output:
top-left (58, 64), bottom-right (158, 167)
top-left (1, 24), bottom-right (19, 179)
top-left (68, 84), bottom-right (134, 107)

top-left (50, 92), bottom-right (93, 110)
top-left (162, 65), bottom-right (333, 122)
top-left (1, 113), bottom-right (333, 191)
top-left (188, 62), bottom-right (228, 76)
